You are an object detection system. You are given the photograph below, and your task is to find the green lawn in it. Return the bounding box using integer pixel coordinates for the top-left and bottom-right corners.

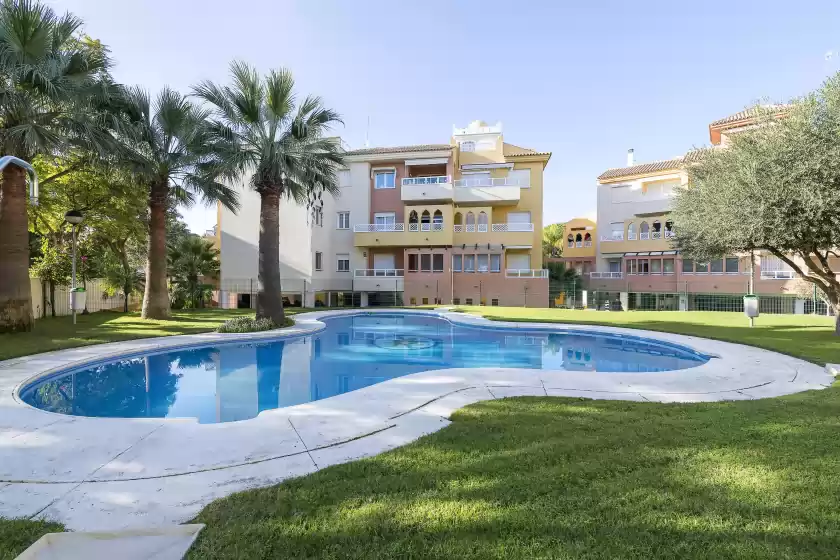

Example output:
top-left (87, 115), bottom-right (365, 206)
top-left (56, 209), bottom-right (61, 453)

top-left (0, 308), bottom-right (311, 361)
top-left (4, 308), bottom-right (840, 559)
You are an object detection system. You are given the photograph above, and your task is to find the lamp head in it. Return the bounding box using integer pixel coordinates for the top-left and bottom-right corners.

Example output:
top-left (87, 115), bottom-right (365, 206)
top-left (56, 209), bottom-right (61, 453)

top-left (64, 209), bottom-right (83, 225)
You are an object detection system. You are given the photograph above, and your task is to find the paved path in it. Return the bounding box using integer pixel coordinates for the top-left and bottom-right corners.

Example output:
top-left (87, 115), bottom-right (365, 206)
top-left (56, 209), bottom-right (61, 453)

top-left (0, 310), bottom-right (831, 530)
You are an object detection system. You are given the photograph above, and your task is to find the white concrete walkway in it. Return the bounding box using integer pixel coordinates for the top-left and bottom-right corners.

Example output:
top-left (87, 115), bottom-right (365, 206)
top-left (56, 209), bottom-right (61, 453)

top-left (0, 310), bottom-right (832, 531)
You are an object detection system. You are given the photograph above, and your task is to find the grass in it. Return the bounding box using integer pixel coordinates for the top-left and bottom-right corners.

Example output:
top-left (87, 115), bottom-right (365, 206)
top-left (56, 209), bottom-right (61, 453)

top-left (460, 307), bottom-right (840, 366)
top-left (190, 390), bottom-right (840, 559)
top-left (0, 519), bottom-right (64, 560)
top-left (0, 307), bottom-right (310, 361)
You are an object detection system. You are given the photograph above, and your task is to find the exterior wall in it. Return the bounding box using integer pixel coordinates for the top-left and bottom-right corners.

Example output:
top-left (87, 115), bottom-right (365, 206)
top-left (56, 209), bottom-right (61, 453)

top-left (369, 161), bottom-right (406, 222)
top-left (562, 217), bottom-right (596, 259)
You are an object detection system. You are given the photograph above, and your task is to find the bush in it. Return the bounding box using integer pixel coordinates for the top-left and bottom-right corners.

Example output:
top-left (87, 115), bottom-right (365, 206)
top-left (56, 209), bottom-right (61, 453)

top-left (216, 316), bottom-right (279, 333)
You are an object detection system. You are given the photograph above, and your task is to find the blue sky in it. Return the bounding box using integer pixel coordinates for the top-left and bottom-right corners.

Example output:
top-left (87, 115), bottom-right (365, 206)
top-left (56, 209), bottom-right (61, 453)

top-left (57, 0), bottom-right (840, 233)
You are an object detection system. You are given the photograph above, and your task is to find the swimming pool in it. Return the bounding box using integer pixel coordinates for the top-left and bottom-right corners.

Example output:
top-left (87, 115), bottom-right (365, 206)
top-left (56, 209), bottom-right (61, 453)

top-left (19, 313), bottom-right (710, 423)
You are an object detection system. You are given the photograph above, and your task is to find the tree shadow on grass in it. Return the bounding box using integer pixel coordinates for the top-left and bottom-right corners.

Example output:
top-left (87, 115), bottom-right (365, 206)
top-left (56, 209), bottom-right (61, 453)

top-left (188, 390), bottom-right (840, 559)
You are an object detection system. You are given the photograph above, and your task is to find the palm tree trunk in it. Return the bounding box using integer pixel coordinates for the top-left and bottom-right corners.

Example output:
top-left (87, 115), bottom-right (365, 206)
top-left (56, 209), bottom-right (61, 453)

top-left (257, 187), bottom-right (285, 324)
top-left (0, 164), bottom-right (35, 332)
top-left (141, 180), bottom-right (171, 319)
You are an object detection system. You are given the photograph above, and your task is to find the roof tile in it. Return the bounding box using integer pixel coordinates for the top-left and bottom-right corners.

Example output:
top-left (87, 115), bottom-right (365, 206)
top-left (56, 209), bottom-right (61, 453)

top-left (344, 144), bottom-right (451, 156)
top-left (709, 104), bottom-right (788, 127)
top-left (598, 150), bottom-right (705, 181)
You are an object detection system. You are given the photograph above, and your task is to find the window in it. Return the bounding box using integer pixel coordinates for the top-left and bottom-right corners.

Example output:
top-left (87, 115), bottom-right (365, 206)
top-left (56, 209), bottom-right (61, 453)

top-left (453, 254), bottom-right (462, 272)
top-left (491, 299), bottom-right (499, 306)
top-left (374, 170), bottom-right (395, 189)
top-left (374, 212), bottom-right (396, 230)
top-left (627, 222), bottom-right (637, 240)
top-left (610, 222), bottom-right (624, 240)
top-left (663, 258), bottom-right (675, 274)
top-left (477, 254), bottom-right (489, 272)
top-left (638, 259), bottom-right (649, 275)
top-left (710, 259), bottom-right (724, 273)
top-left (465, 255), bottom-right (475, 272)
top-left (626, 259), bottom-right (637, 275)
top-left (422, 297), bottom-right (429, 305)
top-left (682, 259), bottom-right (694, 273)
top-left (490, 254), bottom-right (501, 272)
top-left (337, 212), bottom-right (350, 229)
top-left (465, 298), bottom-right (473, 305)
top-left (315, 251), bottom-right (323, 271)
top-left (433, 210), bottom-right (443, 225)
top-left (460, 141), bottom-right (475, 152)
top-left (453, 298), bottom-right (460, 305)
top-left (567, 234), bottom-right (574, 248)
top-left (433, 254), bottom-right (444, 272)
top-left (408, 254), bottom-right (418, 272)
top-left (695, 262), bottom-right (709, 273)
top-left (410, 297), bottom-right (416, 305)
top-left (651, 259), bottom-right (662, 274)
top-left (725, 257), bottom-right (739, 274)
top-left (337, 254), bottom-right (350, 272)
top-left (420, 253), bottom-right (431, 272)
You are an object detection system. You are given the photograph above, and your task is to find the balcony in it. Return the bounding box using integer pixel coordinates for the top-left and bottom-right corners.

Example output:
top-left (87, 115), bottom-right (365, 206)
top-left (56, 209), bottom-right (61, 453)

top-left (452, 222), bottom-right (535, 246)
top-left (354, 220), bottom-right (453, 247)
top-left (409, 222), bottom-right (445, 232)
top-left (760, 270), bottom-right (796, 280)
top-left (401, 176), bottom-right (453, 203)
top-left (506, 269), bottom-right (548, 278)
top-left (601, 233), bottom-right (624, 242)
top-left (453, 177), bottom-right (521, 205)
top-left (491, 223), bottom-right (534, 232)
top-left (354, 269), bottom-right (404, 292)
top-left (590, 272), bottom-right (623, 279)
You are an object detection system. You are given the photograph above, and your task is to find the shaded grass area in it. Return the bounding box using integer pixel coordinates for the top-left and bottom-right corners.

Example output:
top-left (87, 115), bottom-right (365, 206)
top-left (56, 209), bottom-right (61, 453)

top-left (460, 307), bottom-right (839, 365)
top-left (190, 389), bottom-right (840, 559)
top-left (0, 519), bottom-right (64, 560)
top-left (0, 308), bottom-right (311, 361)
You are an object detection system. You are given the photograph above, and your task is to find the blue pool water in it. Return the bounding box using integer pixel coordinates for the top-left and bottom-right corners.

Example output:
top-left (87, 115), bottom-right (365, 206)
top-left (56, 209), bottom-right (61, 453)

top-left (20, 314), bottom-right (709, 423)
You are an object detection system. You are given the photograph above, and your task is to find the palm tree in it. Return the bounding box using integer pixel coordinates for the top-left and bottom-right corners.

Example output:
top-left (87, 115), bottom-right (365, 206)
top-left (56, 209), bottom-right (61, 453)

top-left (0, 0), bottom-right (120, 332)
top-left (193, 61), bottom-right (343, 325)
top-left (168, 235), bottom-right (218, 308)
top-left (119, 87), bottom-right (239, 319)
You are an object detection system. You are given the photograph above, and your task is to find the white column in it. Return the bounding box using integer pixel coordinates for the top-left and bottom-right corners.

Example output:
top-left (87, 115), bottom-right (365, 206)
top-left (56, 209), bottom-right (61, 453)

top-left (679, 294), bottom-right (688, 311)
top-left (794, 299), bottom-right (806, 315)
top-left (581, 290), bottom-right (588, 309)
top-left (619, 292), bottom-right (629, 312)
top-left (360, 292), bottom-right (369, 307)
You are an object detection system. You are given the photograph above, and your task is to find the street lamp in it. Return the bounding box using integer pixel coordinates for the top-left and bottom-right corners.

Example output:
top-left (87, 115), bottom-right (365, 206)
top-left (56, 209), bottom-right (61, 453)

top-left (65, 210), bottom-right (84, 325)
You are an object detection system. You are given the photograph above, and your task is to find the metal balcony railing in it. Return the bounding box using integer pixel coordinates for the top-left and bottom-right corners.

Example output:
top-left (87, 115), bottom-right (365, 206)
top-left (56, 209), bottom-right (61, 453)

top-left (601, 233), bottom-right (624, 241)
top-left (354, 269), bottom-right (404, 277)
top-left (401, 176), bottom-right (450, 186)
top-left (590, 271), bottom-right (623, 279)
top-left (408, 222), bottom-right (444, 232)
top-left (353, 223), bottom-right (405, 232)
top-left (505, 269), bottom-right (548, 278)
top-left (453, 177), bottom-right (525, 188)
top-left (760, 270), bottom-right (796, 280)
top-left (491, 223), bottom-right (534, 232)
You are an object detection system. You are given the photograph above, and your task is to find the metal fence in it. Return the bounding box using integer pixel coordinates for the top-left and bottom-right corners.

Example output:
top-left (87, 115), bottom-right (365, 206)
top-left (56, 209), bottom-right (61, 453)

top-left (587, 289), bottom-right (834, 315)
top-left (30, 278), bottom-right (140, 319)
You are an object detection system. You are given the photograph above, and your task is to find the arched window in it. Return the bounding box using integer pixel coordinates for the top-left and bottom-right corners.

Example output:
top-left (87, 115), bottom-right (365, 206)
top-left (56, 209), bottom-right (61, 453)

top-left (454, 212), bottom-right (463, 225)
top-left (652, 220), bottom-right (661, 232)
top-left (567, 234), bottom-right (574, 248)
top-left (408, 210), bottom-right (418, 224)
top-left (466, 212), bottom-right (475, 225)
top-left (477, 211), bottom-right (488, 231)
top-left (584, 232), bottom-right (592, 247)
top-left (421, 210), bottom-right (431, 223)
top-left (665, 220), bottom-right (674, 238)
top-left (652, 220), bottom-right (661, 239)
top-left (627, 222), bottom-right (637, 240)
top-left (640, 221), bottom-right (650, 239)
top-left (575, 233), bottom-right (583, 248)
top-left (432, 210), bottom-right (443, 224)
top-left (460, 140), bottom-right (475, 152)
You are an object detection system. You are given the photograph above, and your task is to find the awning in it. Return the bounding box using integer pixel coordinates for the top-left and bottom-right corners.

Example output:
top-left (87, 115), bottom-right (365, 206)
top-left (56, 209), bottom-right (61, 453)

top-left (662, 250), bottom-right (678, 255)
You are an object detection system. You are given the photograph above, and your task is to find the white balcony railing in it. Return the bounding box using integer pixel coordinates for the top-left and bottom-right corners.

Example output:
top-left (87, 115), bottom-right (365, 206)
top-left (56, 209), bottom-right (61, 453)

top-left (760, 270), bottom-right (796, 280)
top-left (601, 234), bottom-right (624, 242)
top-left (354, 223), bottom-right (404, 233)
top-left (584, 240), bottom-right (592, 247)
top-left (664, 231), bottom-right (676, 238)
top-left (505, 269), bottom-right (548, 278)
top-left (491, 223), bottom-right (534, 232)
top-left (639, 232), bottom-right (650, 240)
top-left (590, 272), bottom-right (623, 279)
top-left (454, 177), bottom-right (525, 188)
top-left (651, 231), bottom-right (662, 240)
top-left (355, 269), bottom-right (404, 277)
top-left (401, 176), bottom-right (449, 186)
top-left (408, 222), bottom-right (444, 232)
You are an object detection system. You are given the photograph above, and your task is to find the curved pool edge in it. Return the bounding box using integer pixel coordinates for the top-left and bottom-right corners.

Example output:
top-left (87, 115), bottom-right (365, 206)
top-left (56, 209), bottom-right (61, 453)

top-left (0, 308), bottom-right (833, 531)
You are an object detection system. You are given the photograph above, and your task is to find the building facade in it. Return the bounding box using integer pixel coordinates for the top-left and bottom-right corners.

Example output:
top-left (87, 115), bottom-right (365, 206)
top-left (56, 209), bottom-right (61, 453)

top-left (590, 108), bottom-right (826, 314)
top-left (551, 217), bottom-right (597, 276)
top-left (217, 120), bottom-right (551, 308)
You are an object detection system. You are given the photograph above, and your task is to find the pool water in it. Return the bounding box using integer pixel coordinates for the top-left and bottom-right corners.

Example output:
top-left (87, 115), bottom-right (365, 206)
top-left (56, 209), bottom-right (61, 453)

top-left (20, 314), bottom-right (709, 423)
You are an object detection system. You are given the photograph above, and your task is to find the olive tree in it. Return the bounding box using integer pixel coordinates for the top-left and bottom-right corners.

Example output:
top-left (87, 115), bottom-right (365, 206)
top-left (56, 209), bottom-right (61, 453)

top-left (671, 76), bottom-right (840, 333)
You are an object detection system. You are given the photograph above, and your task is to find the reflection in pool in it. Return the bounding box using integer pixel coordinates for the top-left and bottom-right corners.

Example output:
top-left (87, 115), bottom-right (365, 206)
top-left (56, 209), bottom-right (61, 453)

top-left (20, 314), bottom-right (709, 423)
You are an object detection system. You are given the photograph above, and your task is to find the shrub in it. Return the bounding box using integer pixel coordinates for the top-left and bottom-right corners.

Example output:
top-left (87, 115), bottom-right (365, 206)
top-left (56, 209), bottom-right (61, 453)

top-left (216, 316), bottom-right (279, 333)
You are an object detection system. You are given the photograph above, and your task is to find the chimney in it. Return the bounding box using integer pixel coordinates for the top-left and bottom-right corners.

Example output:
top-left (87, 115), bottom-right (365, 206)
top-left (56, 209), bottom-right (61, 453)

top-left (627, 149), bottom-right (635, 167)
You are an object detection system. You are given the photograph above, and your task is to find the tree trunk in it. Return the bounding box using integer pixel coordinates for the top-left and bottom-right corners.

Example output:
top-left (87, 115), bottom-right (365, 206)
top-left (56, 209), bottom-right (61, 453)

top-left (0, 164), bottom-right (34, 332)
top-left (49, 281), bottom-right (56, 317)
top-left (256, 187), bottom-right (285, 325)
top-left (120, 245), bottom-right (131, 313)
top-left (141, 181), bottom-right (170, 319)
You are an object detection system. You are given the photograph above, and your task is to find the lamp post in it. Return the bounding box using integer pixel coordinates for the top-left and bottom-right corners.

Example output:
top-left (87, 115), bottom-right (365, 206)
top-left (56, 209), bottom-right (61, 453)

top-left (64, 210), bottom-right (84, 324)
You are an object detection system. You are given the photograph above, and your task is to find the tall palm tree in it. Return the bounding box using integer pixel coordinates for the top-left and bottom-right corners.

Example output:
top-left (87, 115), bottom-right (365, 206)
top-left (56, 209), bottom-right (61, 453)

top-left (0, 0), bottom-right (120, 332)
top-left (193, 61), bottom-right (343, 325)
top-left (119, 87), bottom-right (239, 319)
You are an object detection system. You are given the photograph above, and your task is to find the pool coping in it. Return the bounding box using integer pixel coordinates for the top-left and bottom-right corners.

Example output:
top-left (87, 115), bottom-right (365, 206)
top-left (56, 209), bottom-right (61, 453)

top-left (0, 309), bottom-right (833, 531)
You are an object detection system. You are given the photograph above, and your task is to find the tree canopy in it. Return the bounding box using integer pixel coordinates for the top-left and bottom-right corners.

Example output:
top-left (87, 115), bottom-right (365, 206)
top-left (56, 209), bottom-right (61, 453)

top-left (671, 74), bottom-right (840, 330)
top-left (542, 223), bottom-right (565, 259)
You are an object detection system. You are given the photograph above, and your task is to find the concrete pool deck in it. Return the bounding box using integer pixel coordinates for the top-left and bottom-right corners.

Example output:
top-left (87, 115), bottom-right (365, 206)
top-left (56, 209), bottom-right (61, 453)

top-left (0, 309), bottom-right (832, 531)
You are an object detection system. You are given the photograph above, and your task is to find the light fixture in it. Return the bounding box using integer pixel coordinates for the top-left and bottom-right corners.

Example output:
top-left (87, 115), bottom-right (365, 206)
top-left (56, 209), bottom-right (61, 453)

top-left (64, 209), bottom-right (83, 225)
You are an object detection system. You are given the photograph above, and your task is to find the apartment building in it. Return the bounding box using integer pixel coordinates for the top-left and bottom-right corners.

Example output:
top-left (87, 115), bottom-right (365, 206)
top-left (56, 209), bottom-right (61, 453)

top-left (589, 108), bottom-right (823, 313)
top-left (217, 120), bottom-right (551, 308)
top-left (550, 217), bottom-right (597, 276)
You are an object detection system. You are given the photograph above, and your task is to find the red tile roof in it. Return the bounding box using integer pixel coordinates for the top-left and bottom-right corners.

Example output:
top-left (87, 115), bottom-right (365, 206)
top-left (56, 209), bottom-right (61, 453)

top-left (344, 144), bottom-right (451, 156)
top-left (598, 150), bottom-right (705, 181)
top-left (709, 104), bottom-right (788, 128)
